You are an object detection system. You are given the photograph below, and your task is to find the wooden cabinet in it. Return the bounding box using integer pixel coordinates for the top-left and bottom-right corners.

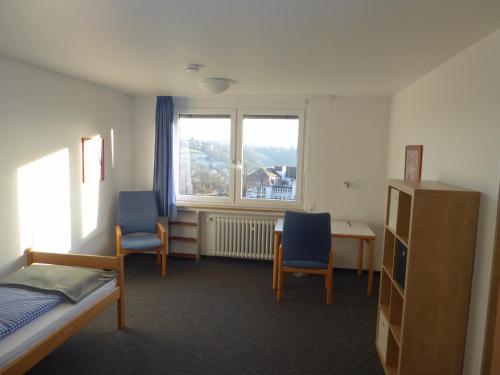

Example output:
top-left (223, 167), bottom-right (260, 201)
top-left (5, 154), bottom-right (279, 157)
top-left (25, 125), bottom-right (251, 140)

top-left (376, 180), bottom-right (480, 375)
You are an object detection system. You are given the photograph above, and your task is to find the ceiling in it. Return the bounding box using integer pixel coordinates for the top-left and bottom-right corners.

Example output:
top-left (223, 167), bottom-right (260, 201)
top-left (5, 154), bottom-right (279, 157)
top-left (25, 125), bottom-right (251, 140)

top-left (0, 0), bottom-right (499, 96)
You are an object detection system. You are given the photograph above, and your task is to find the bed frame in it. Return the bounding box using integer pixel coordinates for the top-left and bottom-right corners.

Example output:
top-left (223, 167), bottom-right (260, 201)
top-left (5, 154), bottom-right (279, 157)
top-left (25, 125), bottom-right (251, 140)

top-left (0, 249), bottom-right (125, 375)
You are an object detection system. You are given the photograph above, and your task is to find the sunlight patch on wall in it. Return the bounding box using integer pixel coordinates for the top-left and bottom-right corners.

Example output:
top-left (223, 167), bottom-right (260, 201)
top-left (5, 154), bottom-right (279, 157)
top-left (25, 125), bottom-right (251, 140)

top-left (81, 135), bottom-right (102, 238)
top-left (110, 128), bottom-right (115, 168)
top-left (17, 149), bottom-right (71, 253)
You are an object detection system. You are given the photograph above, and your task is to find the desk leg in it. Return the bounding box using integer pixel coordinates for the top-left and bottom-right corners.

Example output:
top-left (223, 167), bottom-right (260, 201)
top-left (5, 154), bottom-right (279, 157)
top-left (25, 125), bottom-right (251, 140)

top-left (273, 232), bottom-right (281, 290)
top-left (357, 239), bottom-right (364, 276)
top-left (367, 238), bottom-right (375, 296)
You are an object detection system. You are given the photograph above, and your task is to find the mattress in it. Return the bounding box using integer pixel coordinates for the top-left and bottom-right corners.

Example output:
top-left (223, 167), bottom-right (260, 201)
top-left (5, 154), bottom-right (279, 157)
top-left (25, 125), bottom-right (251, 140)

top-left (0, 279), bottom-right (116, 369)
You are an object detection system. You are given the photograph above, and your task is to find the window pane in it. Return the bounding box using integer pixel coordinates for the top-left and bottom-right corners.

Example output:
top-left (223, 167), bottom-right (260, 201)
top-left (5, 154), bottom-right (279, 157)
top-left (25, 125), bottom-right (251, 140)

top-left (178, 115), bottom-right (231, 197)
top-left (242, 116), bottom-right (299, 201)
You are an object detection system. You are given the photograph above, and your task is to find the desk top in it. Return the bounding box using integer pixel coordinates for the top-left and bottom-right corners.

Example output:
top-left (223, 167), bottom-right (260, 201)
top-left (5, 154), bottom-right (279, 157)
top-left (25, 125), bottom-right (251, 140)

top-left (274, 218), bottom-right (376, 239)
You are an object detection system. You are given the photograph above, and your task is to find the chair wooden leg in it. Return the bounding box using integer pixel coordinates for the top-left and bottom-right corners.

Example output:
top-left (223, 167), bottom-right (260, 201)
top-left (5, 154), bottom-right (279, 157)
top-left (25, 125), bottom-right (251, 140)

top-left (161, 243), bottom-right (167, 277)
top-left (117, 254), bottom-right (125, 329)
top-left (277, 267), bottom-right (285, 301)
top-left (326, 247), bottom-right (334, 304)
top-left (277, 246), bottom-right (284, 301)
top-left (156, 247), bottom-right (160, 266)
top-left (326, 269), bottom-right (333, 305)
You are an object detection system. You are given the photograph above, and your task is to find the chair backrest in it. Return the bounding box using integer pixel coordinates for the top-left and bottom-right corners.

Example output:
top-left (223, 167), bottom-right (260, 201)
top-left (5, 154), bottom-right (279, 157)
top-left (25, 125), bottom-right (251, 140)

top-left (117, 191), bottom-right (158, 234)
top-left (282, 211), bottom-right (331, 263)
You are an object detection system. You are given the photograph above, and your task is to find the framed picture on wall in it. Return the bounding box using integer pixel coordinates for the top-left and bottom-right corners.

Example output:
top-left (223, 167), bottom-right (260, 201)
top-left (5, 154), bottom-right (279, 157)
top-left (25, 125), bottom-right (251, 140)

top-left (404, 145), bottom-right (423, 181)
top-left (82, 136), bottom-right (104, 183)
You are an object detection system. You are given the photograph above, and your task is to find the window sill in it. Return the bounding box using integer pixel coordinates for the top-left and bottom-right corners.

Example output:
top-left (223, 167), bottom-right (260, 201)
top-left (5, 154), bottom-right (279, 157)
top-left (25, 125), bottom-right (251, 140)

top-left (175, 202), bottom-right (305, 216)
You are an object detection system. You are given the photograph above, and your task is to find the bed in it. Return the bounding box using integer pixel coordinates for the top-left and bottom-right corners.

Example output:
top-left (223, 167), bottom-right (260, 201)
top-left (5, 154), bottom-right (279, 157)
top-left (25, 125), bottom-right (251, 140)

top-left (0, 249), bottom-right (125, 375)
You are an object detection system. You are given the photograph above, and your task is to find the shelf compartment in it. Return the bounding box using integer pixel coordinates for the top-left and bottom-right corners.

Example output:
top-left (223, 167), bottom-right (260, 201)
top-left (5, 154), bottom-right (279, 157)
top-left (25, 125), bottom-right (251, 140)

top-left (380, 269), bottom-right (391, 310)
top-left (382, 265), bottom-right (393, 280)
top-left (394, 239), bottom-right (408, 290)
top-left (386, 329), bottom-right (400, 372)
top-left (389, 284), bottom-right (403, 346)
top-left (387, 187), bottom-right (399, 232)
top-left (395, 191), bottom-right (411, 240)
top-left (392, 278), bottom-right (404, 298)
top-left (389, 282), bottom-right (403, 323)
top-left (382, 229), bottom-right (396, 276)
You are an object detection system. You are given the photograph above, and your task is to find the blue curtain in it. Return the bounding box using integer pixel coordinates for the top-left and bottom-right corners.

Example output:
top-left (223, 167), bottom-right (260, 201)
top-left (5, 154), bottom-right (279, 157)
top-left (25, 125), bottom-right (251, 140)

top-left (153, 96), bottom-right (177, 217)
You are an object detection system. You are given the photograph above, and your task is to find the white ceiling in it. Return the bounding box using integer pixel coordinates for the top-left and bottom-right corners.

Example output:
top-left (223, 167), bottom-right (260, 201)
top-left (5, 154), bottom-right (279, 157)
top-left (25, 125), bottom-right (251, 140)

top-left (0, 0), bottom-right (499, 96)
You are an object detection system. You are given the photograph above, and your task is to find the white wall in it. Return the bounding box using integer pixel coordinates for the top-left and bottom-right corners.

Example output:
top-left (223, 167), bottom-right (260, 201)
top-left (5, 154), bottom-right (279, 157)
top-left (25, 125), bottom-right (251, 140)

top-left (387, 29), bottom-right (500, 375)
top-left (130, 94), bottom-right (390, 270)
top-left (0, 57), bottom-right (133, 276)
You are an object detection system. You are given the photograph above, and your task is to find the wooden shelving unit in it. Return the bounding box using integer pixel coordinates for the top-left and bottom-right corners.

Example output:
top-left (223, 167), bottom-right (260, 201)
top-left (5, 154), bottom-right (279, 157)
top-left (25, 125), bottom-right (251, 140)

top-left (376, 180), bottom-right (480, 375)
top-left (168, 210), bottom-right (200, 260)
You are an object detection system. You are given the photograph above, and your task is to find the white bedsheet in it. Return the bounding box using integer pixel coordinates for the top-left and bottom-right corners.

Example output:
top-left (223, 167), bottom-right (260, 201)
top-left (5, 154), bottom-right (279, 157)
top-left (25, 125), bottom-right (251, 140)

top-left (0, 279), bottom-right (116, 369)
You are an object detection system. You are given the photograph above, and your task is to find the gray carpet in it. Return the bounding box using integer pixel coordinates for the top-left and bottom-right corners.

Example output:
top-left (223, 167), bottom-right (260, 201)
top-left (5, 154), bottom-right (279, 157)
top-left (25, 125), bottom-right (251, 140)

top-left (29, 255), bottom-right (384, 375)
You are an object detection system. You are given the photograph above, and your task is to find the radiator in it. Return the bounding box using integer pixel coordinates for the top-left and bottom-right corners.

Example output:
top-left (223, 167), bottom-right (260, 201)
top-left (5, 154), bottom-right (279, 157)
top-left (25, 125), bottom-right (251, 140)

top-left (208, 216), bottom-right (277, 260)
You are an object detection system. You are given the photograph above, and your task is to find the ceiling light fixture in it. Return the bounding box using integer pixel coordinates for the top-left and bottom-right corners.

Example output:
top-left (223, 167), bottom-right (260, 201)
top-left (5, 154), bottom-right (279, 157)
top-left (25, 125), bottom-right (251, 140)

top-left (198, 77), bottom-right (231, 95)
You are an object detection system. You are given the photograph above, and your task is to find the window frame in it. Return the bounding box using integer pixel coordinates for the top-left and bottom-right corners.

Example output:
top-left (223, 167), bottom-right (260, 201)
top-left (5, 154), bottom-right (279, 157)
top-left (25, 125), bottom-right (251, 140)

top-left (235, 109), bottom-right (305, 209)
top-left (173, 108), bottom-right (237, 205)
top-left (173, 107), bottom-right (305, 210)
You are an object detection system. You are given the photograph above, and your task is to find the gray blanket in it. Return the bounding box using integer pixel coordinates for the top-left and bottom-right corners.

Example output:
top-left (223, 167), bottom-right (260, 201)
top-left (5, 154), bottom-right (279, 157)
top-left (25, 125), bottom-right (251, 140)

top-left (0, 264), bottom-right (116, 303)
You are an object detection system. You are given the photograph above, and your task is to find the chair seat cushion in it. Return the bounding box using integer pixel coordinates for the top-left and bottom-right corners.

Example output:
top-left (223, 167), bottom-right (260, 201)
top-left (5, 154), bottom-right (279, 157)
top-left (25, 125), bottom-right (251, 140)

top-left (121, 232), bottom-right (162, 250)
top-left (282, 260), bottom-right (328, 269)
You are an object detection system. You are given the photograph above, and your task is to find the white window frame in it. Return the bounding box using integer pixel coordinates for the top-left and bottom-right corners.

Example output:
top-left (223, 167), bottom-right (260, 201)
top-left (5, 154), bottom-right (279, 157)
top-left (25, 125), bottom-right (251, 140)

top-left (173, 108), bottom-right (237, 205)
top-left (174, 107), bottom-right (305, 210)
top-left (235, 109), bottom-right (305, 209)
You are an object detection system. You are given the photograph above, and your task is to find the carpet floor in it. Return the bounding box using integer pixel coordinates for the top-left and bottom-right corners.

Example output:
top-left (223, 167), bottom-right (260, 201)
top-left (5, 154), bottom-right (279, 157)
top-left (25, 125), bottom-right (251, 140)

top-left (29, 255), bottom-right (384, 375)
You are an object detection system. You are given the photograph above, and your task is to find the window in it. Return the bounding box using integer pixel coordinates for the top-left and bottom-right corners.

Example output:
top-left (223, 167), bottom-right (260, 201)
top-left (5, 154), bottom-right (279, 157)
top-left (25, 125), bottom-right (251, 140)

top-left (240, 115), bottom-right (299, 202)
top-left (177, 113), bottom-right (234, 202)
top-left (175, 109), bottom-right (304, 208)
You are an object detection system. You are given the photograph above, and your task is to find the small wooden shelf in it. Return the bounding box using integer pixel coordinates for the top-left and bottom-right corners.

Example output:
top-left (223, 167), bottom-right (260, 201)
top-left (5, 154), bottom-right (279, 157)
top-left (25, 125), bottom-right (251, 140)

top-left (167, 210), bottom-right (201, 260)
top-left (169, 236), bottom-right (197, 243)
top-left (169, 221), bottom-right (198, 227)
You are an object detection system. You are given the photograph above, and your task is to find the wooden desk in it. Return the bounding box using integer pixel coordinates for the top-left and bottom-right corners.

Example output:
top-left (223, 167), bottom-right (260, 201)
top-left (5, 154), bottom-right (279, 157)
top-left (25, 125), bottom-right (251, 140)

top-left (273, 219), bottom-right (376, 296)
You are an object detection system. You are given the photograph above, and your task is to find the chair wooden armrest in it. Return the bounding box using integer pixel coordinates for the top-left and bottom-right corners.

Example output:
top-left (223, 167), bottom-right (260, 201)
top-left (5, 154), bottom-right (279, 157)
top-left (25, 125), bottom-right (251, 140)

top-left (157, 222), bottom-right (167, 240)
top-left (115, 225), bottom-right (122, 256)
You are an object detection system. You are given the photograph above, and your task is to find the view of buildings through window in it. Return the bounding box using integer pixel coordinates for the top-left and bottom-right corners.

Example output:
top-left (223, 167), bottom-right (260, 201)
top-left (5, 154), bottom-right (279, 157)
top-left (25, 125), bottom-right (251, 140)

top-left (241, 116), bottom-right (298, 201)
top-left (178, 114), bottom-right (299, 202)
top-left (178, 115), bottom-right (231, 197)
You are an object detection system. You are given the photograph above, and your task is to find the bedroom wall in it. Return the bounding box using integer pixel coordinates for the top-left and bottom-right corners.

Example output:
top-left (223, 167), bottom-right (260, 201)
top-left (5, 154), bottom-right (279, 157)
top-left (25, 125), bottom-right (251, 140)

top-left (387, 29), bottom-right (500, 374)
top-left (130, 95), bottom-right (390, 270)
top-left (0, 57), bottom-right (133, 277)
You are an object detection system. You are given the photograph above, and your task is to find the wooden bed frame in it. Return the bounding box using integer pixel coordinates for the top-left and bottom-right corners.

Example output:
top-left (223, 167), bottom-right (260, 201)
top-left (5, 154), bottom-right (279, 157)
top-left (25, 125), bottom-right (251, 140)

top-left (0, 249), bottom-right (125, 375)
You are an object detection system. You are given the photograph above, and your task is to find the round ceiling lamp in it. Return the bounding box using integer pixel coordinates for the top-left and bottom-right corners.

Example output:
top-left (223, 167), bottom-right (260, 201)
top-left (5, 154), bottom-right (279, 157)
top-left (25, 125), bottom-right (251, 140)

top-left (198, 77), bottom-right (231, 95)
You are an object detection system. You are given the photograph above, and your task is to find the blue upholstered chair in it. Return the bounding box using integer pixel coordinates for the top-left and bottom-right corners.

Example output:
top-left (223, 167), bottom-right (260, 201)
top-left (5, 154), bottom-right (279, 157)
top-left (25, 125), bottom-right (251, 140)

top-left (115, 191), bottom-right (168, 277)
top-left (277, 211), bottom-right (334, 304)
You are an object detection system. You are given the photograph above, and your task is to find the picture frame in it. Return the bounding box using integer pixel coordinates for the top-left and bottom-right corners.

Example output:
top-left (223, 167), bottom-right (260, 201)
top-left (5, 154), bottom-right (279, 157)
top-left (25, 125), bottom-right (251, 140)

top-left (404, 145), bottom-right (423, 181)
top-left (82, 136), bottom-right (104, 183)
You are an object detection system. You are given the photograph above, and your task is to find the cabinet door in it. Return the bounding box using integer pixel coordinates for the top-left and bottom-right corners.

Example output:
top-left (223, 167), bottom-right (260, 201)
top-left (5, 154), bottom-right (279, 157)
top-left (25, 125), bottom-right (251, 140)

top-left (388, 188), bottom-right (399, 232)
top-left (377, 313), bottom-right (389, 361)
